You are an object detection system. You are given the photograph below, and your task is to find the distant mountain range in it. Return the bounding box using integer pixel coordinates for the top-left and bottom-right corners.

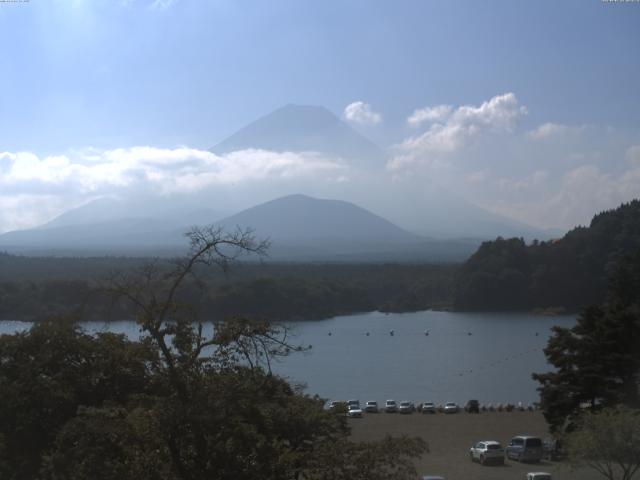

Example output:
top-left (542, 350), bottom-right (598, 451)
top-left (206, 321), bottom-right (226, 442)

top-left (0, 194), bottom-right (479, 261)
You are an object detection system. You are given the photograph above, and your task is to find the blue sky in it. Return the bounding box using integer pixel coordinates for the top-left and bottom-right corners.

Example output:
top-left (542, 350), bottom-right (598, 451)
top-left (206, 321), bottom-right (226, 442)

top-left (0, 0), bottom-right (639, 233)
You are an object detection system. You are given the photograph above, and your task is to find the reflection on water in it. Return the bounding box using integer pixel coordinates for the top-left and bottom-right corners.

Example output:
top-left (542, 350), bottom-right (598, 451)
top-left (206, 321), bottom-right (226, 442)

top-left (0, 310), bottom-right (575, 404)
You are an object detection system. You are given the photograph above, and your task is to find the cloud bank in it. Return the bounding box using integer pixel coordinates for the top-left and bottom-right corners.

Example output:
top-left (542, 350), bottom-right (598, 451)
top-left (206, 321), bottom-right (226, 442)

top-left (0, 148), bottom-right (348, 233)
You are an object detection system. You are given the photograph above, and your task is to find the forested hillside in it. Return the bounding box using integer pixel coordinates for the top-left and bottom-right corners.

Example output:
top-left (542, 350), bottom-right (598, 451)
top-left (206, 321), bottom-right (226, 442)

top-left (0, 257), bottom-right (455, 321)
top-left (454, 200), bottom-right (640, 311)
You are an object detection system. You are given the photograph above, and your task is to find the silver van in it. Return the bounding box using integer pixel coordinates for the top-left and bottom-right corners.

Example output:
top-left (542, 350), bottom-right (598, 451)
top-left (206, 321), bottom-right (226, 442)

top-left (505, 435), bottom-right (543, 462)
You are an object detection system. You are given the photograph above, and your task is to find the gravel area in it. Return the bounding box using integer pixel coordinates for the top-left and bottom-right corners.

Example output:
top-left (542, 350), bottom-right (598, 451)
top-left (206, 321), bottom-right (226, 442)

top-left (348, 410), bottom-right (600, 480)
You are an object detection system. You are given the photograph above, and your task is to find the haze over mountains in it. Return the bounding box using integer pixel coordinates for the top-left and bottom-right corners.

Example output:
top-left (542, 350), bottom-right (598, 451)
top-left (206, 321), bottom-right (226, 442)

top-left (0, 104), bottom-right (558, 259)
top-left (0, 194), bottom-right (479, 261)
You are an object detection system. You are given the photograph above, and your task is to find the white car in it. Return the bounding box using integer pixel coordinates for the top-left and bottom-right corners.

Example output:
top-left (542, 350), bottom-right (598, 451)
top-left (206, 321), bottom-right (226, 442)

top-left (469, 440), bottom-right (505, 465)
top-left (443, 402), bottom-right (459, 414)
top-left (399, 401), bottom-right (415, 414)
top-left (526, 473), bottom-right (551, 480)
top-left (385, 399), bottom-right (398, 413)
top-left (347, 404), bottom-right (363, 418)
top-left (364, 401), bottom-right (379, 413)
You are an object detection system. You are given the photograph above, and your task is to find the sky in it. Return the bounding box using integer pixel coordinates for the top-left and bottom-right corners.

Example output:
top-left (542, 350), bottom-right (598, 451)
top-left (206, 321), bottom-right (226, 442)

top-left (1, 0), bottom-right (640, 234)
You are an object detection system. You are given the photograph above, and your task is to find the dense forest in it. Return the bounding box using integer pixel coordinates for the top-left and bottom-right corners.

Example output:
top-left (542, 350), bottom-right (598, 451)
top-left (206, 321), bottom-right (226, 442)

top-left (0, 255), bottom-right (455, 321)
top-left (454, 200), bottom-right (640, 311)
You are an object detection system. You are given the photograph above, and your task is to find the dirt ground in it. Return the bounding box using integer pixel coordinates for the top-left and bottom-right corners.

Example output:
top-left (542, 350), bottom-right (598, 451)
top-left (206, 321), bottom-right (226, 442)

top-left (348, 410), bottom-right (600, 480)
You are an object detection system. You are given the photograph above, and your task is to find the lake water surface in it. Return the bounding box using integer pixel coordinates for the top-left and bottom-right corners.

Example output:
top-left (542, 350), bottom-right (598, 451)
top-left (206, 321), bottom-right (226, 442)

top-left (0, 310), bottom-right (575, 405)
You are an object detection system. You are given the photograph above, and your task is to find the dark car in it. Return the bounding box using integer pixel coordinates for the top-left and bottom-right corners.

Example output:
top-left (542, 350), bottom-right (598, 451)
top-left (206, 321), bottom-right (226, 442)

top-left (465, 399), bottom-right (480, 413)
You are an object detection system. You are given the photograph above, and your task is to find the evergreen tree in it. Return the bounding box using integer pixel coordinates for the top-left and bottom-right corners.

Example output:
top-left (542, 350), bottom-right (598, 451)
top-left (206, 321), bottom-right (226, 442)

top-left (533, 250), bottom-right (640, 432)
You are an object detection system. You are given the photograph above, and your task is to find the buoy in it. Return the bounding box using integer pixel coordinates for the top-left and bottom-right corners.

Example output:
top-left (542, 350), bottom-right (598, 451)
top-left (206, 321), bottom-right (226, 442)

top-left (366, 332), bottom-right (370, 336)
top-left (390, 330), bottom-right (394, 336)
top-left (424, 330), bottom-right (429, 336)
top-left (468, 332), bottom-right (472, 336)
top-left (328, 332), bottom-right (332, 336)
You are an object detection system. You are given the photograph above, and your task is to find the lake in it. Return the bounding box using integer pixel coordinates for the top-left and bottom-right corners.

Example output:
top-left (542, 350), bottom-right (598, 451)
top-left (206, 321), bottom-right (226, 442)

top-left (0, 310), bottom-right (575, 405)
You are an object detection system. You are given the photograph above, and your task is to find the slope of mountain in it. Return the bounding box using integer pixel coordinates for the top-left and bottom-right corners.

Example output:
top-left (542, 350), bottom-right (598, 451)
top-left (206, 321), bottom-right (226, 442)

top-left (211, 104), bottom-right (386, 167)
top-left (217, 194), bottom-right (417, 243)
top-left (213, 194), bottom-right (478, 261)
top-left (0, 197), bottom-right (226, 255)
top-left (454, 199), bottom-right (640, 311)
top-left (39, 197), bottom-right (223, 231)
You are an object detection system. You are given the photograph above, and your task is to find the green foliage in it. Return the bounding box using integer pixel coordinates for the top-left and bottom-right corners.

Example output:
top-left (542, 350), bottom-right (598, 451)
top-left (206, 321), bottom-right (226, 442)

top-left (455, 200), bottom-right (640, 311)
top-left (565, 407), bottom-right (640, 480)
top-left (0, 317), bottom-right (157, 479)
top-left (533, 250), bottom-right (640, 433)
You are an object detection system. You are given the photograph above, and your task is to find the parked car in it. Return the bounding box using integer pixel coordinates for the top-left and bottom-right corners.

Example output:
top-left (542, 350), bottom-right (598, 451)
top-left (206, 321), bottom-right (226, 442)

top-left (399, 401), bottom-right (415, 414)
top-left (505, 436), bottom-right (543, 462)
top-left (364, 400), bottom-right (379, 413)
top-left (347, 399), bottom-right (360, 409)
top-left (443, 402), bottom-right (459, 414)
top-left (385, 399), bottom-right (398, 413)
top-left (347, 404), bottom-right (363, 418)
top-left (465, 399), bottom-right (480, 413)
top-left (327, 400), bottom-right (346, 412)
top-left (421, 401), bottom-right (436, 414)
top-left (526, 473), bottom-right (552, 480)
top-left (469, 440), bottom-right (504, 465)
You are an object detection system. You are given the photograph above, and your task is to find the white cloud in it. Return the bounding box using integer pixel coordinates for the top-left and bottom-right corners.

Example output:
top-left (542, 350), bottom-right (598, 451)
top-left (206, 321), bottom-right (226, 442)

top-left (149, 0), bottom-right (178, 10)
top-left (390, 92), bottom-right (527, 170)
top-left (343, 101), bottom-right (382, 126)
top-left (0, 148), bottom-right (348, 233)
top-left (527, 122), bottom-right (585, 140)
top-left (527, 123), bottom-right (568, 140)
top-left (407, 105), bottom-right (452, 127)
top-left (496, 170), bottom-right (549, 194)
top-left (626, 145), bottom-right (640, 166)
top-left (483, 163), bottom-right (640, 230)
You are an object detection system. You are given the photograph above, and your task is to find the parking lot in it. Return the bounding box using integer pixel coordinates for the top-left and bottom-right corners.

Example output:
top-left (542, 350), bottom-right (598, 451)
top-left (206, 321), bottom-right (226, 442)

top-left (348, 410), bottom-right (601, 480)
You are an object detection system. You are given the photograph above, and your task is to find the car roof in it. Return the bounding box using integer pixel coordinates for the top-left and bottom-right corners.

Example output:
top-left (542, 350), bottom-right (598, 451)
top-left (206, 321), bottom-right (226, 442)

top-left (481, 440), bottom-right (501, 445)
